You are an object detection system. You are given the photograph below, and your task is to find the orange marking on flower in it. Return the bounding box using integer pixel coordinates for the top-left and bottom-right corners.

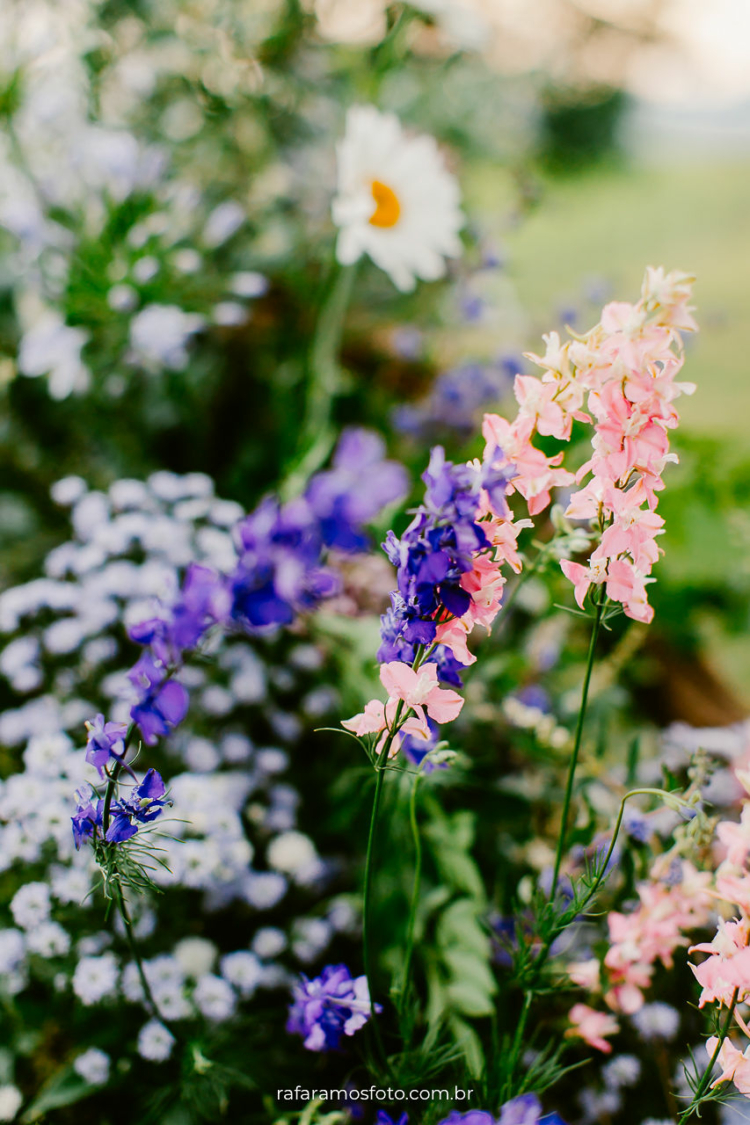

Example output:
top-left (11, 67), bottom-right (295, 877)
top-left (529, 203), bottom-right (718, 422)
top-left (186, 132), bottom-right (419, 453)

top-left (369, 180), bottom-right (401, 228)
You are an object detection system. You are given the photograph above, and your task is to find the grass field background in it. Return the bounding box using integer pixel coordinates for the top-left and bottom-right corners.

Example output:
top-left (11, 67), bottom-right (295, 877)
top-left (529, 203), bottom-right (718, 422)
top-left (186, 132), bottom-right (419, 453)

top-left (493, 159), bottom-right (750, 437)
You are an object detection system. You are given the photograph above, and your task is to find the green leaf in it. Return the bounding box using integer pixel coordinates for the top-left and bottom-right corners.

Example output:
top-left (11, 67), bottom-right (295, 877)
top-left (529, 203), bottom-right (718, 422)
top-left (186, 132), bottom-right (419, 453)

top-left (21, 1067), bottom-right (97, 1123)
top-left (425, 813), bottom-right (486, 901)
top-left (449, 1015), bottom-right (486, 1078)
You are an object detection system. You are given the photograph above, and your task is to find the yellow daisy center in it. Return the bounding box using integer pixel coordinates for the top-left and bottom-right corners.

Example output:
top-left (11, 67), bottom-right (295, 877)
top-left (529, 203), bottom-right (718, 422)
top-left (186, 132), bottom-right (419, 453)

top-left (369, 180), bottom-right (401, 228)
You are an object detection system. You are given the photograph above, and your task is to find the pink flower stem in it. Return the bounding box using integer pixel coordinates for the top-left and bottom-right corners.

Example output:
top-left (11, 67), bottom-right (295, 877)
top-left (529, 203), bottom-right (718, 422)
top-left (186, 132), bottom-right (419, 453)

top-left (549, 592), bottom-right (605, 903)
top-left (676, 989), bottom-right (738, 1124)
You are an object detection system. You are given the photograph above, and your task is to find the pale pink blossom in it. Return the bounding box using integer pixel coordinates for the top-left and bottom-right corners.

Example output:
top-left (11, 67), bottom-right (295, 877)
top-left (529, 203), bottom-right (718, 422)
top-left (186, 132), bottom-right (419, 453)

top-left (379, 661), bottom-right (464, 724)
top-left (434, 618), bottom-right (476, 667)
top-left (567, 959), bottom-right (600, 991)
top-left (565, 1004), bottom-right (619, 1053)
top-left (717, 808), bottom-right (750, 868)
top-left (482, 413), bottom-right (574, 516)
top-left (604, 860), bottom-right (713, 1012)
top-left (707, 1036), bottom-right (750, 1096)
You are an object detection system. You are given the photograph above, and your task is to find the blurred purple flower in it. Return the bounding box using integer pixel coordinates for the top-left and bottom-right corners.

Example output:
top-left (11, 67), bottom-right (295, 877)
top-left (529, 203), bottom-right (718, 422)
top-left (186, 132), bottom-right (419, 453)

top-left (439, 1113), bottom-right (497, 1125)
top-left (230, 496), bottom-right (339, 629)
top-left (392, 359), bottom-right (518, 439)
top-left (84, 714), bottom-right (128, 778)
top-left (286, 964), bottom-right (379, 1052)
top-left (130, 564), bottom-right (230, 663)
top-left (305, 428), bottom-right (408, 552)
top-left (128, 653), bottom-right (189, 745)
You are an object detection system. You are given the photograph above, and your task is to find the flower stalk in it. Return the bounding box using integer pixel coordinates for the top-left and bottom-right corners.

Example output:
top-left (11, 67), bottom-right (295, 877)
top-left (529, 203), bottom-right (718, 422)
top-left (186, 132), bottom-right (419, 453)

top-left (676, 990), bottom-right (739, 1125)
top-left (283, 262), bottom-right (357, 499)
top-left (549, 593), bottom-right (606, 902)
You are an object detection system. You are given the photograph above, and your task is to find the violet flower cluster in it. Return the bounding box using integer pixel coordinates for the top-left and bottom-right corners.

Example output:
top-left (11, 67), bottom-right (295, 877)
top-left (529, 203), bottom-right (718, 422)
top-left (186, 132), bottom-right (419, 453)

top-left (230, 429), bottom-right (406, 628)
top-left (375, 1094), bottom-right (567, 1124)
top-left (72, 769), bottom-right (169, 847)
top-left (71, 429), bottom-right (408, 849)
top-left (378, 445), bottom-right (512, 687)
top-left (286, 963), bottom-right (380, 1051)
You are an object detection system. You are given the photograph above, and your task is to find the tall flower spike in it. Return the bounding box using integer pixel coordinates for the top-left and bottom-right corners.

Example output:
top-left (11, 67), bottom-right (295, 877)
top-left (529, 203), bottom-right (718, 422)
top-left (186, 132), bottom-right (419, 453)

top-left (554, 268), bottom-right (696, 623)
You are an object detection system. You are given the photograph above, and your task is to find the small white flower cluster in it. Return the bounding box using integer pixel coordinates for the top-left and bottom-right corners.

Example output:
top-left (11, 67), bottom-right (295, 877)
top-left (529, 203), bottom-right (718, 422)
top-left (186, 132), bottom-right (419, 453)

top-left (0, 471), bottom-right (350, 1067)
top-left (0, 2), bottom-right (270, 399)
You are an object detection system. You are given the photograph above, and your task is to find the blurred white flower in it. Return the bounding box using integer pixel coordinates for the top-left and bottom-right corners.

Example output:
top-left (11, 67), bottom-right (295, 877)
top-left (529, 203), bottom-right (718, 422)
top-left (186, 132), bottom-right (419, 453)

top-left (411, 0), bottom-right (491, 51)
top-left (267, 830), bottom-right (324, 886)
top-left (229, 271), bottom-right (268, 298)
top-left (311, 0), bottom-right (387, 45)
top-left (202, 201), bottom-right (244, 247)
top-left (173, 937), bottom-right (217, 978)
top-left (17, 311), bottom-right (90, 399)
top-left (137, 1019), bottom-right (174, 1062)
top-left (0, 929), bottom-right (25, 974)
top-left (129, 304), bottom-right (204, 371)
top-left (107, 283), bottom-right (138, 312)
top-left (220, 950), bottom-right (263, 997)
top-left (10, 882), bottom-right (51, 928)
top-left (332, 105), bottom-right (463, 291)
top-left (212, 301), bottom-right (247, 327)
top-left (72, 952), bottom-right (119, 1005)
top-left (193, 972), bottom-right (236, 1021)
top-left (0, 1085), bottom-right (23, 1122)
top-left (26, 921), bottom-right (71, 958)
top-left (73, 1047), bottom-right (110, 1085)
top-left (251, 927), bottom-right (287, 959)
top-left (631, 1001), bottom-right (680, 1040)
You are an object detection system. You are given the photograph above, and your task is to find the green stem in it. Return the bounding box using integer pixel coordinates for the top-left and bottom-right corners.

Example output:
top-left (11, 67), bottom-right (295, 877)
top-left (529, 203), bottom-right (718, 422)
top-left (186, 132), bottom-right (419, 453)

top-left (98, 724), bottom-right (173, 1030)
top-left (677, 990), bottom-right (738, 1125)
top-left (400, 773), bottom-right (422, 1017)
top-left (282, 262), bottom-right (357, 499)
top-left (582, 787), bottom-right (676, 908)
top-left (361, 699), bottom-right (406, 1071)
top-left (503, 596), bottom-right (605, 1098)
top-left (504, 990), bottom-right (532, 1094)
top-left (114, 881), bottom-right (166, 1025)
top-left (549, 595), bottom-right (605, 901)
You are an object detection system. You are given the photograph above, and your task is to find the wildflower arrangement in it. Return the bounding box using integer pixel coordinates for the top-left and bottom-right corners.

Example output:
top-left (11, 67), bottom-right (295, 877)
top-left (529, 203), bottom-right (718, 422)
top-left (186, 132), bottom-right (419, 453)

top-left (1, 4), bottom-right (750, 1125)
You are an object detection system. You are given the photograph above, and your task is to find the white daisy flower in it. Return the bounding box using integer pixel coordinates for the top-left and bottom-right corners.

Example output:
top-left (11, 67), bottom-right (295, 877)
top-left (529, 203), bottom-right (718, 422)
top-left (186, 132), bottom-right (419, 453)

top-left (332, 106), bottom-right (463, 292)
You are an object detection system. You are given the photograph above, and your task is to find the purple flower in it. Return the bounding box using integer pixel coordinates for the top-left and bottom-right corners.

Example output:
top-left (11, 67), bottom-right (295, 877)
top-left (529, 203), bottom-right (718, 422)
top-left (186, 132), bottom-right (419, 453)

top-left (103, 801), bottom-right (140, 844)
top-left (439, 1114), bottom-right (497, 1125)
top-left (230, 497), bottom-right (339, 629)
top-left (392, 362), bottom-right (515, 440)
top-left (71, 784), bottom-right (101, 849)
top-left (377, 1115), bottom-right (408, 1125)
top-left (499, 1095), bottom-right (541, 1125)
top-left (130, 564), bottom-right (230, 664)
top-left (71, 771), bottom-right (169, 847)
top-left (305, 428), bottom-right (408, 552)
top-left (128, 653), bottom-right (189, 745)
top-left (377, 446), bottom-right (496, 676)
top-left (515, 685), bottom-right (550, 712)
top-left (84, 714), bottom-right (128, 777)
top-left (495, 1096), bottom-right (567, 1125)
top-left (120, 768), bottom-right (169, 823)
top-left (286, 964), bottom-right (379, 1052)
top-left (105, 769), bottom-right (169, 843)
